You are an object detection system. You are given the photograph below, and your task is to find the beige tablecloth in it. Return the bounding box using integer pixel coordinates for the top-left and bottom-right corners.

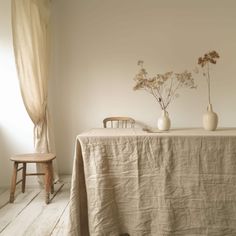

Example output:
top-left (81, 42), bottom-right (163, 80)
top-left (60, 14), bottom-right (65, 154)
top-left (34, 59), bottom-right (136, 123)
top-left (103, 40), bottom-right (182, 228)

top-left (67, 128), bottom-right (236, 236)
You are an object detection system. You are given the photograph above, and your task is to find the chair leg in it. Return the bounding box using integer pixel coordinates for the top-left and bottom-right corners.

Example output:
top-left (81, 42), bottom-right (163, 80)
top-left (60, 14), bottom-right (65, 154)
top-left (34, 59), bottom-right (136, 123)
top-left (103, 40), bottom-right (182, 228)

top-left (22, 163), bottom-right (26, 193)
top-left (44, 162), bottom-right (53, 204)
top-left (9, 162), bottom-right (18, 203)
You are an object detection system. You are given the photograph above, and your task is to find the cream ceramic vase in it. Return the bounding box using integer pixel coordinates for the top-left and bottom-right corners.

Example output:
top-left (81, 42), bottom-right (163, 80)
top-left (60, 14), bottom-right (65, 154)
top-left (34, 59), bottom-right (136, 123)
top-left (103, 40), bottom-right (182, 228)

top-left (158, 110), bottom-right (171, 131)
top-left (203, 103), bottom-right (218, 131)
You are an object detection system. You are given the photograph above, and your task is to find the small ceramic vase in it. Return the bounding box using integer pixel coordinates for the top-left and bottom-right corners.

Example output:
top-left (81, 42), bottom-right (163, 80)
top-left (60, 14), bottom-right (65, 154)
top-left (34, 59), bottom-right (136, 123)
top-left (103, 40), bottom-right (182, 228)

top-left (158, 110), bottom-right (171, 131)
top-left (203, 103), bottom-right (218, 131)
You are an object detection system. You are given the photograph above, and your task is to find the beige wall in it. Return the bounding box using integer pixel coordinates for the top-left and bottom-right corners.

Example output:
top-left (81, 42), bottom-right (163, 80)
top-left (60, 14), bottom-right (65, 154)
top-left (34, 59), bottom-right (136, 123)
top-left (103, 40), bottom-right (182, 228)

top-left (0, 0), bottom-right (34, 186)
top-left (0, 0), bottom-right (235, 185)
top-left (51, 0), bottom-right (236, 174)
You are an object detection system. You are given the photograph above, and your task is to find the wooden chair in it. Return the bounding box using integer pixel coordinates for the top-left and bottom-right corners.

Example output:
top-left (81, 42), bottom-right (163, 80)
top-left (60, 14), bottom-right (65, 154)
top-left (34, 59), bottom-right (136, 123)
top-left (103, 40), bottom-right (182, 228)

top-left (103, 117), bottom-right (135, 128)
top-left (9, 153), bottom-right (56, 204)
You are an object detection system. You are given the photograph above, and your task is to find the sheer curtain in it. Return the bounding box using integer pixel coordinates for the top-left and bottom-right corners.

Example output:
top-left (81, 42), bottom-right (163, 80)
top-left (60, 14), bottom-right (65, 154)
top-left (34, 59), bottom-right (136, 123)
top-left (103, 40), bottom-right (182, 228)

top-left (11, 0), bottom-right (59, 181)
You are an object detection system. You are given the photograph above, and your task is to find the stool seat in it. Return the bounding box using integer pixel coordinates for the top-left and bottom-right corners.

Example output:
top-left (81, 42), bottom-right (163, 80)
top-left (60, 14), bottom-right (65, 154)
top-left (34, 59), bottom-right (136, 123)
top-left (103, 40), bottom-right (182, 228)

top-left (11, 153), bottom-right (56, 163)
top-left (9, 153), bottom-right (56, 204)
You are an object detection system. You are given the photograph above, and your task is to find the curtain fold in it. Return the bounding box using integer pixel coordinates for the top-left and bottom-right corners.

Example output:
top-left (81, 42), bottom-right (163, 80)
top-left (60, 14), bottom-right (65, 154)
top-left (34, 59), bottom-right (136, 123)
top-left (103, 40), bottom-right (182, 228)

top-left (11, 0), bottom-right (59, 182)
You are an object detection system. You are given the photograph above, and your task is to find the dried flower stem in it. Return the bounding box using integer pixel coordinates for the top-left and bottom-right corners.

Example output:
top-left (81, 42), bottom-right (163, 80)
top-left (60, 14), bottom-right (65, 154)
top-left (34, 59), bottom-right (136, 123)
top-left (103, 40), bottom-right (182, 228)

top-left (133, 61), bottom-right (196, 111)
top-left (165, 81), bottom-right (181, 109)
top-left (207, 63), bottom-right (211, 104)
top-left (197, 50), bottom-right (219, 105)
top-left (147, 87), bottom-right (165, 110)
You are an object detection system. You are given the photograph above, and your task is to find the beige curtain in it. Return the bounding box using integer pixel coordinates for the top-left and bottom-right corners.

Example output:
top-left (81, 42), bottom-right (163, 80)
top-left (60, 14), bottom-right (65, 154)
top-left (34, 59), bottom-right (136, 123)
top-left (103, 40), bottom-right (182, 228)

top-left (11, 0), bottom-right (59, 181)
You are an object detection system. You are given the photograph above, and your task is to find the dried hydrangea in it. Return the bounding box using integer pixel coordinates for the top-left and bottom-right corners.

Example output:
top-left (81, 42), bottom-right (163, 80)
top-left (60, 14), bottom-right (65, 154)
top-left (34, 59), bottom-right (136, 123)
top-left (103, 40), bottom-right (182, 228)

top-left (133, 61), bottom-right (197, 111)
top-left (198, 50), bottom-right (219, 67)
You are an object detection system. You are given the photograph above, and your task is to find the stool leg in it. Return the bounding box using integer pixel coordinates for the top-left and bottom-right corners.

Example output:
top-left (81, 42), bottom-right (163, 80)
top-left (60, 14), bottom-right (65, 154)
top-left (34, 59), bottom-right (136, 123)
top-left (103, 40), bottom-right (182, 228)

top-left (22, 163), bottom-right (26, 193)
top-left (9, 162), bottom-right (18, 203)
top-left (44, 162), bottom-right (52, 204)
top-left (49, 161), bottom-right (54, 194)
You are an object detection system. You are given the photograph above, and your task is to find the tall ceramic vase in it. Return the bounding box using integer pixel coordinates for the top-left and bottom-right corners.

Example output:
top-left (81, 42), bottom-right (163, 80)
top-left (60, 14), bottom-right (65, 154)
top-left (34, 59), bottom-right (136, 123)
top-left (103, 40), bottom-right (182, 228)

top-left (203, 103), bottom-right (218, 131)
top-left (158, 110), bottom-right (171, 131)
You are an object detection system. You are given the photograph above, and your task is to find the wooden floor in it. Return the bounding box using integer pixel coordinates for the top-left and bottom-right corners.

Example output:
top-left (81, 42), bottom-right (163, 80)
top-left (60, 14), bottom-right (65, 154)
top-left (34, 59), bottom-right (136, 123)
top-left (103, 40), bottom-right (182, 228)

top-left (0, 176), bottom-right (71, 236)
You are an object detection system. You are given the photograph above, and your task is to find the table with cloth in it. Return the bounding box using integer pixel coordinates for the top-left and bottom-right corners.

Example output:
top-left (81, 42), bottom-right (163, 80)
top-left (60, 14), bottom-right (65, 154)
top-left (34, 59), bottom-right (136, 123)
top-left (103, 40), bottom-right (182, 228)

top-left (67, 128), bottom-right (236, 236)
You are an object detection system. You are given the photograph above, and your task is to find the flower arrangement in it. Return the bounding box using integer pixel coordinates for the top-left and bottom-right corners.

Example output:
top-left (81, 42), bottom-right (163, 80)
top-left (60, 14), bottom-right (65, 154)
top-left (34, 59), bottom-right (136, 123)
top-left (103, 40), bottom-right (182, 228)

top-left (133, 60), bottom-right (196, 111)
top-left (197, 50), bottom-right (220, 105)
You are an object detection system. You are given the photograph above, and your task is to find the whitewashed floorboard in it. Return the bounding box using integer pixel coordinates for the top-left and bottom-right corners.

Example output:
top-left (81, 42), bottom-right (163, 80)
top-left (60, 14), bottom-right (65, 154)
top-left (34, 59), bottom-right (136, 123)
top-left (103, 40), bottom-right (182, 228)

top-left (0, 189), bottom-right (41, 233)
top-left (0, 189), bottom-right (22, 209)
top-left (50, 200), bottom-right (70, 236)
top-left (0, 189), bottom-right (9, 209)
top-left (0, 181), bottom-right (70, 236)
top-left (0, 189), bottom-right (6, 195)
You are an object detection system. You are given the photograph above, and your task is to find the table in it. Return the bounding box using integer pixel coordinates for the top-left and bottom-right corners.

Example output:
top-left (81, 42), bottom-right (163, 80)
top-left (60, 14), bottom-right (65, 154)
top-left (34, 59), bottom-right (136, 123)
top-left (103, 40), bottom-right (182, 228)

top-left (67, 128), bottom-right (236, 236)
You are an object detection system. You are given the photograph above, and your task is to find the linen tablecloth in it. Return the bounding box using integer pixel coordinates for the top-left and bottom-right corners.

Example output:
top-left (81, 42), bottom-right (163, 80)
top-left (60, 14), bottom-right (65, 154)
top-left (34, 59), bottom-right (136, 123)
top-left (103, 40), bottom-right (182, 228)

top-left (67, 128), bottom-right (236, 236)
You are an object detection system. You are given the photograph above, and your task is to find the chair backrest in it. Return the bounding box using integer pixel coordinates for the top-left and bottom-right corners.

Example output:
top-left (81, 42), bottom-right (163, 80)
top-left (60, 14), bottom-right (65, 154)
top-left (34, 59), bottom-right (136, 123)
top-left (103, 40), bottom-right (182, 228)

top-left (103, 117), bottom-right (135, 128)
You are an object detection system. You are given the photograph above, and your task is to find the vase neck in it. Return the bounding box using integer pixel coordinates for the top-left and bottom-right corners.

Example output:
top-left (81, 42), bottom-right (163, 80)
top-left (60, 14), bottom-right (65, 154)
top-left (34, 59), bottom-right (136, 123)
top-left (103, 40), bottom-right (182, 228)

top-left (207, 103), bottom-right (213, 112)
top-left (162, 109), bottom-right (168, 116)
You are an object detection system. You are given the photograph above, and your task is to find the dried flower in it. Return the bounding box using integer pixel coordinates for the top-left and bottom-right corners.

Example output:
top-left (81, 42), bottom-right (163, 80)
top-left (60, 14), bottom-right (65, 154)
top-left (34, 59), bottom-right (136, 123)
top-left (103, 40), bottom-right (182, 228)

top-left (137, 60), bottom-right (144, 67)
top-left (133, 61), bottom-right (197, 110)
top-left (197, 50), bottom-right (220, 104)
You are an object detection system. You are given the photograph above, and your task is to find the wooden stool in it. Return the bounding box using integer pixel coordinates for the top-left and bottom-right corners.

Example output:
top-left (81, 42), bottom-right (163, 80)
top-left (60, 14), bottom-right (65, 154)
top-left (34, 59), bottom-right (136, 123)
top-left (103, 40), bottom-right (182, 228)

top-left (9, 153), bottom-right (56, 204)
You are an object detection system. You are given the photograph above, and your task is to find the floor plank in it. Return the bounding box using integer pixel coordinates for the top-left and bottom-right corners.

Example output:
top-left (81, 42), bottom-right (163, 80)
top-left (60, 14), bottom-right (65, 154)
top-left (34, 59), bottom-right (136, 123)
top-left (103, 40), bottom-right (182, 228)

top-left (50, 200), bottom-right (70, 236)
top-left (0, 189), bottom-right (9, 209)
top-left (0, 175), bottom-right (71, 236)
top-left (0, 189), bottom-right (6, 195)
top-left (0, 189), bottom-right (41, 233)
top-left (0, 189), bottom-right (22, 209)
